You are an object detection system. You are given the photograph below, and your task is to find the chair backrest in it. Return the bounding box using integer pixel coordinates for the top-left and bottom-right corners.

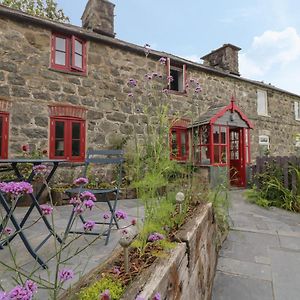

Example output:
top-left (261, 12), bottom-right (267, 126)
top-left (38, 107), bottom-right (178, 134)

top-left (82, 149), bottom-right (124, 180)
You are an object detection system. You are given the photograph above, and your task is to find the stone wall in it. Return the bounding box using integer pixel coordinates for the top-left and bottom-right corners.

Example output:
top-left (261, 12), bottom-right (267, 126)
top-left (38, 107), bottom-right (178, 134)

top-left (0, 12), bottom-right (300, 163)
top-left (121, 203), bottom-right (218, 300)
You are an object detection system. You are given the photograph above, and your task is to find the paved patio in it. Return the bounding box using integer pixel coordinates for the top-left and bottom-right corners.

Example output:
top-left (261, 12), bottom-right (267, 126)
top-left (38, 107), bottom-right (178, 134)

top-left (212, 190), bottom-right (300, 300)
top-left (0, 199), bottom-right (143, 299)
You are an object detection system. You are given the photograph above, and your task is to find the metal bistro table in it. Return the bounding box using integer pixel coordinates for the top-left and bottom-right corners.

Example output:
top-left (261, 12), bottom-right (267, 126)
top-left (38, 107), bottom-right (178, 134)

top-left (0, 159), bottom-right (65, 268)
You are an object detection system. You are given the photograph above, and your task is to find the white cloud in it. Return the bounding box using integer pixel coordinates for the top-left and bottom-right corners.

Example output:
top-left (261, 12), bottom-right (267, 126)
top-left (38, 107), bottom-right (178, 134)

top-left (240, 27), bottom-right (300, 95)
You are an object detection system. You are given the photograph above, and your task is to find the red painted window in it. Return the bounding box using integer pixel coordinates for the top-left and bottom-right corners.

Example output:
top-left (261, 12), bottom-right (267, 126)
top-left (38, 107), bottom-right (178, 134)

top-left (50, 117), bottom-right (85, 162)
top-left (212, 125), bottom-right (228, 165)
top-left (170, 127), bottom-right (189, 161)
top-left (51, 33), bottom-right (86, 74)
top-left (198, 125), bottom-right (211, 164)
top-left (0, 113), bottom-right (9, 159)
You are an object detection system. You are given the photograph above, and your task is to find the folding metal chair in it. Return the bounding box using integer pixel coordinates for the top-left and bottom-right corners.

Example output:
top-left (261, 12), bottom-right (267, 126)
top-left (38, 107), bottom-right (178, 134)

top-left (64, 149), bottom-right (124, 245)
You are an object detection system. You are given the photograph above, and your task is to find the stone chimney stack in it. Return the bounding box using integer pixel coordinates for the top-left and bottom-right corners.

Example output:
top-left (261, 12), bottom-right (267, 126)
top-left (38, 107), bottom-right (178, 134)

top-left (201, 44), bottom-right (241, 76)
top-left (81, 0), bottom-right (115, 38)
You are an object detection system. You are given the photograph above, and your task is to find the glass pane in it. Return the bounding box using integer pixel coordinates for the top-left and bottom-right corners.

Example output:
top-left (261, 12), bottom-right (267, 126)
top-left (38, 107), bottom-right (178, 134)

top-left (72, 123), bottom-right (80, 139)
top-left (257, 90), bottom-right (267, 115)
top-left (72, 140), bottom-right (80, 156)
top-left (181, 132), bottom-right (186, 156)
top-left (171, 131), bottom-right (177, 155)
top-left (221, 127), bottom-right (226, 144)
top-left (201, 146), bottom-right (210, 164)
top-left (55, 140), bottom-right (64, 156)
top-left (75, 54), bottom-right (83, 69)
top-left (193, 127), bottom-right (199, 145)
top-left (200, 125), bottom-right (209, 144)
top-left (214, 145), bottom-right (220, 163)
top-left (245, 129), bottom-right (248, 146)
top-left (213, 126), bottom-right (220, 144)
top-left (55, 37), bottom-right (66, 51)
top-left (55, 51), bottom-right (66, 65)
top-left (246, 146), bottom-right (249, 163)
top-left (55, 121), bottom-right (64, 138)
top-left (221, 146), bottom-right (227, 163)
top-left (193, 146), bottom-right (200, 162)
top-left (75, 40), bottom-right (83, 55)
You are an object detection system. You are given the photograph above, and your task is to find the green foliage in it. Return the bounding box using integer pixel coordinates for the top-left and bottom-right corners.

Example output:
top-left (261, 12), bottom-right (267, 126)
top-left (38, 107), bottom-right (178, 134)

top-left (78, 276), bottom-right (124, 300)
top-left (0, 0), bottom-right (69, 22)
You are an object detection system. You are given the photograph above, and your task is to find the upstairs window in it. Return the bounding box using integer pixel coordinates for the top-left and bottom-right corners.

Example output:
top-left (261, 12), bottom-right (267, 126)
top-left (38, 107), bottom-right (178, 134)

top-left (294, 101), bottom-right (300, 121)
top-left (51, 33), bottom-right (86, 74)
top-left (257, 90), bottom-right (268, 116)
top-left (167, 58), bottom-right (187, 93)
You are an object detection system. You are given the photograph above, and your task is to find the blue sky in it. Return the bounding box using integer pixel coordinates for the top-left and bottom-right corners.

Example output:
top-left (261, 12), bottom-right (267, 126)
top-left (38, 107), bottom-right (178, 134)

top-left (56, 0), bottom-right (300, 95)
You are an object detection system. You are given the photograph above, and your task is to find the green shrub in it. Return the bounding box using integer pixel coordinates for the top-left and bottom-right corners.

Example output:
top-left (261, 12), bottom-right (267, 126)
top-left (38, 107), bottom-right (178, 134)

top-left (78, 276), bottom-right (124, 300)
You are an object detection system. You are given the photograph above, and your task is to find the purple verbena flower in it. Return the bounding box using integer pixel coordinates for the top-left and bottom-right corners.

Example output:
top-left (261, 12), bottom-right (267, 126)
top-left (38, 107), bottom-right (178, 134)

top-left (103, 212), bottom-right (110, 220)
top-left (83, 199), bottom-right (95, 210)
top-left (69, 197), bottom-right (81, 205)
top-left (135, 295), bottom-right (145, 300)
top-left (159, 57), bottom-right (167, 65)
top-left (73, 177), bottom-right (88, 186)
top-left (33, 164), bottom-right (48, 176)
top-left (25, 280), bottom-right (38, 294)
top-left (131, 218), bottom-right (137, 226)
top-left (58, 268), bottom-right (74, 282)
top-left (190, 78), bottom-right (195, 83)
top-left (115, 210), bottom-right (127, 220)
top-left (0, 291), bottom-right (7, 300)
top-left (144, 73), bottom-right (152, 80)
top-left (122, 229), bottom-right (128, 235)
top-left (8, 285), bottom-right (32, 300)
top-left (153, 292), bottom-right (161, 300)
top-left (40, 204), bottom-right (53, 216)
top-left (148, 232), bottom-right (164, 242)
top-left (3, 227), bottom-right (13, 236)
top-left (195, 86), bottom-right (202, 93)
top-left (74, 206), bottom-right (84, 214)
top-left (127, 78), bottom-right (137, 88)
top-left (83, 220), bottom-right (95, 231)
top-left (100, 289), bottom-right (110, 300)
top-left (128, 92), bottom-right (134, 97)
top-left (22, 144), bottom-right (29, 152)
top-left (167, 75), bottom-right (174, 82)
top-left (0, 182), bottom-right (33, 196)
top-left (80, 191), bottom-right (96, 202)
top-left (113, 266), bottom-right (120, 275)
top-left (162, 89), bottom-right (169, 94)
top-left (152, 72), bottom-right (158, 78)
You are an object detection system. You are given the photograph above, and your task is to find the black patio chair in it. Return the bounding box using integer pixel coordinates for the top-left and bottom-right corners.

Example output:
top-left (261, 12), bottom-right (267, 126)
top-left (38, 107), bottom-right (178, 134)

top-left (64, 149), bottom-right (124, 245)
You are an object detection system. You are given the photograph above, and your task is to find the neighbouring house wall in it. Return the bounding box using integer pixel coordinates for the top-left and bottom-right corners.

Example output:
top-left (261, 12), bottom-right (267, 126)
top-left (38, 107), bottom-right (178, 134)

top-left (121, 203), bottom-right (218, 300)
top-left (0, 12), bottom-right (300, 165)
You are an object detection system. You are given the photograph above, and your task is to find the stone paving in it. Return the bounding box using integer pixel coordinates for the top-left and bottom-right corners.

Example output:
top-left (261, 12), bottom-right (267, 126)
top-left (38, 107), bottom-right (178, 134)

top-left (212, 190), bottom-right (300, 300)
top-left (0, 199), bottom-right (143, 299)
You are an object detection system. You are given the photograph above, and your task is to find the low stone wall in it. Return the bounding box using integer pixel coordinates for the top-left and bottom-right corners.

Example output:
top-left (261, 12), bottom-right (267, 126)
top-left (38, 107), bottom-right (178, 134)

top-left (121, 203), bottom-right (218, 300)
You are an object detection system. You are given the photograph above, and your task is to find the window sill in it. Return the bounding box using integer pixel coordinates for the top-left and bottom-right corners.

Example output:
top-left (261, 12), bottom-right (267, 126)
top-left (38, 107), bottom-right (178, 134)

top-left (257, 113), bottom-right (271, 118)
top-left (167, 90), bottom-right (187, 96)
top-left (295, 118), bottom-right (300, 121)
top-left (48, 67), bottom-right (87, 77)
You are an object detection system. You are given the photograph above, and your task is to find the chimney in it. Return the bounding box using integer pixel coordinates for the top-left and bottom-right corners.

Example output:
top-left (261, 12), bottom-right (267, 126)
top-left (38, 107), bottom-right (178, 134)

top-left (201, 44), bottom-right (241, 76)
top-left (81, 0), bottom-right (115, 38)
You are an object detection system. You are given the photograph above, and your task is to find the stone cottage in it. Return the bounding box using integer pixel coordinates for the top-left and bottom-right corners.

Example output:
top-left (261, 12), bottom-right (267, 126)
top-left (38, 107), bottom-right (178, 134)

top-left (0, 0), bottom-right (300, 186)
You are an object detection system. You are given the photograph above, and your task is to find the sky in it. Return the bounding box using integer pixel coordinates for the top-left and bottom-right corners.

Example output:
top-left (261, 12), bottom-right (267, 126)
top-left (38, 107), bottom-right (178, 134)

top-left (56, 0), bottom-right (300, 95)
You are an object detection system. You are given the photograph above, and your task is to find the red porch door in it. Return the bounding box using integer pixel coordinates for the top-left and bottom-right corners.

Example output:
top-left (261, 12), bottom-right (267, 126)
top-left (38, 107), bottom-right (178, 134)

top-left (229, 128), bottom-right (246, 187)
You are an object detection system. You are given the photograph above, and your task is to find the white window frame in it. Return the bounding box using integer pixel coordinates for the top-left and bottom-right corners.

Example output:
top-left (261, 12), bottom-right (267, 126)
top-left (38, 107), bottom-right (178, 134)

top-left (167, 58), bottom-right (187, 93)
top-left (294, 101), bottom-right (300, 121)
top-left (257, 90), bottom-right (268, 116)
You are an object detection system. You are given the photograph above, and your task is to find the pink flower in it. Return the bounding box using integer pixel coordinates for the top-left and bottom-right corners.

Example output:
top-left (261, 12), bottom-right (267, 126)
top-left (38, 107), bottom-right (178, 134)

top-left (144, 73), bottom-right (152, 80)
top-left (159, 57), bottom-right (167, 65)
top-left (74, 206), bottom-right (84, 214)
top-left (83, 199), bottom-right (95, 210)
top-left (195, 86), bottom-right (202, 93)
top-left (100, 289), bottom-right (110, 300)
top-left (0, 291), bottom-right (7, 300)
top-left (152, 72), bottom-right (158, 78)
top-left (115, 210), bottom-right (127, 220)
top-left (22, 144), bottom-right (29, 152)
top-left (148, 233), bottom-right (164, 242)
top-left (113, 266), bottom-right (120, 275)
top-left (0, 181), bottom-right (33, 196)
top-left (83, 220), bottom-right (95, 231)
top-left (58, 268), bottom-right (74, 282)
top-left (80, 191), bottom-right (96, 202)
top-left (32, 164), bottom-right (48, 176)
top-left (153, 292), bottom-right (161, 300)
top-left (40, 204), bottom-right (53, 215)
top-left (128, 92), bottom-right (134, 97)
top-left (131, 219), bottom-right (137, 226)
top-left (25, 280), bottom-right (37, 294)
top-left (127, 78), bottom-right (137, 88)
top-left (103, 212), bottom-right (110, 220)
top-left (167, 75), bottom-right (174, 82)
top-left (3, 227), bottom-right (13, 235)
top-left (69, 197), bottom-right (81, 205)
top-left (162, 89), bottom-right (169, 94)
top-left (74, 177), bottom-right (88, 186)
top-left (8, 285), bottom-right (31, 300)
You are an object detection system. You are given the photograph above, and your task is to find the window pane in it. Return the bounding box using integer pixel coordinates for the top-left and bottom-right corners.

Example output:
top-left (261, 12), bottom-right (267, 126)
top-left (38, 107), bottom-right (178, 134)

top-left (170, 69), bottom-right (179, 91)
top-left (55, 140), bottom-right (64, 156)
top-left (72, 140), bottom-right (80, 156)
top-left (214, 145), bottom-right (220, 163)
top-left (221, 146), bottom-right (227, 163)
top-left (181, 132), bottom-right (186, 156)
top-left (194, 146), bottom-right (200, 162)
top-left (72, 123), bottom-right (80, 139)
top-left (193, 127), bottom-right (199, 145)
top-left (221, 127), bottom-right (226, 144)
top-left (201, 146), bottom-right (210, 164)
top-left (75, 40), bottom-right (83, 55)
top-left (200, 125), bottom-right (209, 144)
top-left (213, 126), bottom-right (220, 144)
top-left (55, 51), bottom-right (66, 65)
top-left (257, 90), bottom-right (267, 115)
top-left (74, 54), bottom-right (83, 69)
top-left (171, 131), bottom-right (177, 155)
top-left (55, 121), bottom-right (64, 138)
top-left (55, 37), bottom-right (66, 51)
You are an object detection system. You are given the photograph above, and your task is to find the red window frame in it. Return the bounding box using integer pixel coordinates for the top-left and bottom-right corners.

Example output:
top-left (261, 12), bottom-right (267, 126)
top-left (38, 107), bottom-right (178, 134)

top-left (244, 128), bottom-right (251, 164)
top-left (199, 125), bottom-right (211, 165)
top-left (51, 33), bottom-right (86, 74)
top-left (211, 125), bottom-right (228, 166)
top-left (170, 127), bottom-right (189, 161)
top-left (166, 58), bottom-right (187, 93)
top-left (0, 113), bottom-right (9, 159)
top-left (49, 116), bottom-right (85, 162)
